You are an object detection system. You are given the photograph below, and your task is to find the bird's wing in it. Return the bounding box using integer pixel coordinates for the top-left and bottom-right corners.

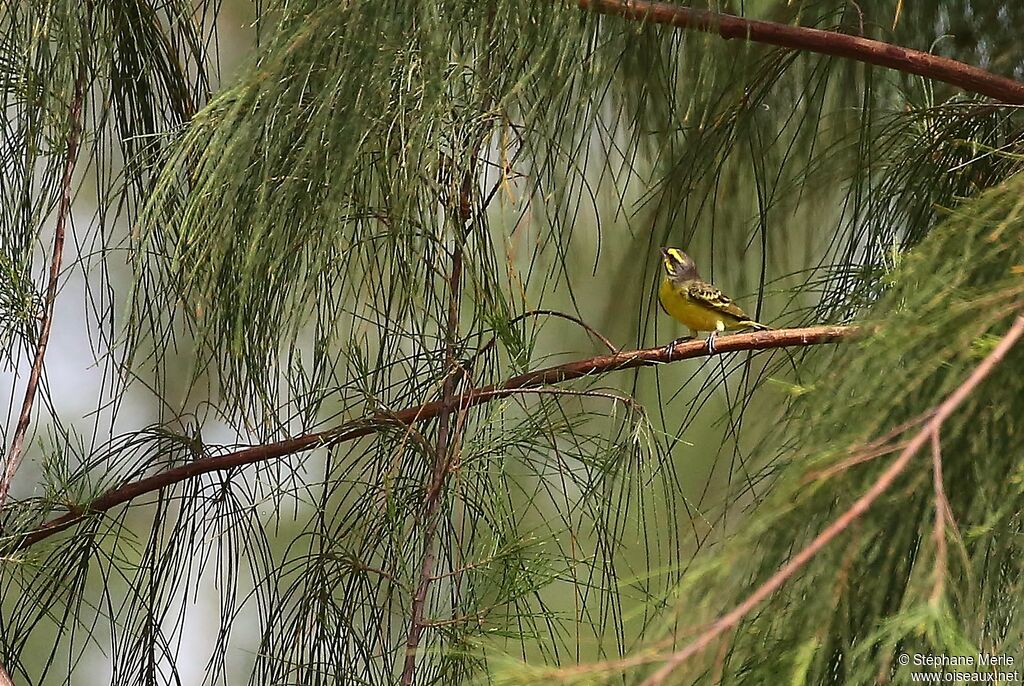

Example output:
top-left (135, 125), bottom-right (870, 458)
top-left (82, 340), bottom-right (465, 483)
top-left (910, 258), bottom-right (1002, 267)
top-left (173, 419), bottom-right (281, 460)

top-left (686, 281), bottom-right (751, 321)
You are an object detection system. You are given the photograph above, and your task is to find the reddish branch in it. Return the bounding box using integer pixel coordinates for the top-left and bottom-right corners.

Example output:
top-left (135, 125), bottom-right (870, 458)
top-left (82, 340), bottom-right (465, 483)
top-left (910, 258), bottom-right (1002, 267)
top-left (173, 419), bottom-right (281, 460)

top-left (929, 429), bottom-right (951, 605)
top-left (640, 314), bottom-right (1024, 686)
top-left (1, 60), bottom-right (89, 509)
top-left (18, 325), bottom-right (852, 550)
top-left (579, 0), bottom-right (1024, 105)
top-left (402, 139), bottom-right (495, 682)
top-left (401, 242), bottom-right (467, 685)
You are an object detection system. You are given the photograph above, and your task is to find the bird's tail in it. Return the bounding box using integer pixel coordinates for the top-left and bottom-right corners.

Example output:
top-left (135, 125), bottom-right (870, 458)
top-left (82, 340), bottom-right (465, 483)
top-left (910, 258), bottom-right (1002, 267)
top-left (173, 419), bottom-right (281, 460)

top-left (740, 320), bottom-right (770, 331)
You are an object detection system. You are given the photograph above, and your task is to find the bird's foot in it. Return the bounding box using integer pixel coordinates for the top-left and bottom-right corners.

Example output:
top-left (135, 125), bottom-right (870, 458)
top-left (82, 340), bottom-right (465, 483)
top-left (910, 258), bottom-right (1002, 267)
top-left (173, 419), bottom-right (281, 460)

top-left (664, 335), bottom-right (695, 361)
top-left (706, 331), bottom-right (719, 355)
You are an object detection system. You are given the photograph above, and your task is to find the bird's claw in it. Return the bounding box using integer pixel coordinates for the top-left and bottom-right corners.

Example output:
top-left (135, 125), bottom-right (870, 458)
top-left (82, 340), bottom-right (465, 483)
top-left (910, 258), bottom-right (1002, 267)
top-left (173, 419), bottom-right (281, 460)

top-left (664, 335), bottom-right (695, 361)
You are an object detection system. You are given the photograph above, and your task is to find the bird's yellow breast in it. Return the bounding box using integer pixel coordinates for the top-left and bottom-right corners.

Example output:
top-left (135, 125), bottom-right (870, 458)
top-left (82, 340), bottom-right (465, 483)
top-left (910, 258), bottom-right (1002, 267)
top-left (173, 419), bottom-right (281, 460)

top-left (659, 278), bottom-right (732, 333)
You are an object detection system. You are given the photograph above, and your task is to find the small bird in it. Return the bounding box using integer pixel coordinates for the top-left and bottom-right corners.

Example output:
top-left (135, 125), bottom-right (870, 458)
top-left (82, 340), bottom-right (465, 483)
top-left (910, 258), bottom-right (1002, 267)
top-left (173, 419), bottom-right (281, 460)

top-left (658, 247), bottom-right (767, 355)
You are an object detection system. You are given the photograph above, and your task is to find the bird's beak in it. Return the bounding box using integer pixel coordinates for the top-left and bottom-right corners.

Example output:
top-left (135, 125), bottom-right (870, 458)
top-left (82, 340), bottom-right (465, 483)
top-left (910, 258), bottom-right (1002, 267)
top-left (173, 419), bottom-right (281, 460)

top-left (659, 247), bottom-right (675, 273)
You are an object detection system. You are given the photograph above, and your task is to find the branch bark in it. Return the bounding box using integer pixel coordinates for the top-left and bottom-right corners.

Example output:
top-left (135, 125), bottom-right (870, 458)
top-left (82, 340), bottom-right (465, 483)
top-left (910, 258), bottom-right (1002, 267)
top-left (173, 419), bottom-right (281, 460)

top-left (17, 325), bottom-right (853, 550)
top-left (579, 0), bottom-right (1024, 105)
top-left (1, 57), bottom-right (89, 509)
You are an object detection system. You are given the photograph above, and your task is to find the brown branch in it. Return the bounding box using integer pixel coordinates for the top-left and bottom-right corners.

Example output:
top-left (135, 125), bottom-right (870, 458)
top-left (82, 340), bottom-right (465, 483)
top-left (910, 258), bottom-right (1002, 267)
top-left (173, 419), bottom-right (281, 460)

top-left (17, 325), bottom-right (854, 550)
top-left (0, 58), bottom-right (89, 509)
top-left (640, 313), bottom-right (1024, 686)
top-left (578, 0), bottom-right (1024, 105)
top-left (929, 429), bottom-right (951, 606)
top-left (400, 244), bottom-right (465, 686)
top-left (401, 139), bottom-right (479, 684)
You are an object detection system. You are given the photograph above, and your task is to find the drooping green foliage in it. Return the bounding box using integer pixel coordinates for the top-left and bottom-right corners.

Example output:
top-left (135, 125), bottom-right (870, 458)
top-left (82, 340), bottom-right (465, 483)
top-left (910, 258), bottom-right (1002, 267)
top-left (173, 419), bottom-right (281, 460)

top-left (653, 169), bottom-right (1024, 686)
top-left (2, 0), bottom-right (1024, 685)
top-left (497, 169), bottom-right (1024, 685)
top-left (131, 0), bottom-right (794, 420)
top-left (718, 157), bottom-right (1024, 686)
top-left (0, 0), bottom-right (205, 361)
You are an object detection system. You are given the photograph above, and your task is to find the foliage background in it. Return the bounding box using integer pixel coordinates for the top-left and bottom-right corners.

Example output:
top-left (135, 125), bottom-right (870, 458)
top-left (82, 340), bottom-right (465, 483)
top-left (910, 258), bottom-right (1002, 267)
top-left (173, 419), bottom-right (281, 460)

top-left (1, 1), bottom-right (1023, 684)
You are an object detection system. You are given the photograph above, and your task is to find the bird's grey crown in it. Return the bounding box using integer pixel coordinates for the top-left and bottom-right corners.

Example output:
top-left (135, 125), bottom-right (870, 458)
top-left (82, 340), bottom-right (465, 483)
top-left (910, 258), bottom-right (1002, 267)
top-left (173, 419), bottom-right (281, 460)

top-left (661, 247), bottom-right (701, 282)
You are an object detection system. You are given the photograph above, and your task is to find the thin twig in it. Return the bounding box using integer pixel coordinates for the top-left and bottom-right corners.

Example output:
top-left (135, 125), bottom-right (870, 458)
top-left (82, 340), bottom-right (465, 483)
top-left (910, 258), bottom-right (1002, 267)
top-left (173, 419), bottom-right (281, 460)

top-left (472, 309), bottom-right (619, 365)
top-left (640, 314), bottom-right (1024, 686)
top-left (400, 143), bottom-right (477, 684)
top-left (400, 250), bottom-right (464, 685)
top-left (472, 385), bottom-right (640, 409)
top-left (579, 0), bottom-right (1024, 104)
top-left (16, 325), bottom-right (854, 550)
top-left (1, 57), bottom-right (89, 509)
top-left (801, 410), bottom-right (934, 483)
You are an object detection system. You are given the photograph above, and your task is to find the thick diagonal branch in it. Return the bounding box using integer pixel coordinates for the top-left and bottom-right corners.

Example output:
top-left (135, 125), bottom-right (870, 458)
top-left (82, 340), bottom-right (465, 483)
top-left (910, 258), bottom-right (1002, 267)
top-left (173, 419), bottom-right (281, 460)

top-left (579, 0), bottom-right (1024, 104)
top-left (18, 325), bottom-right (853, 550)
top-left (1, 59), bottom-right (89, 509)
